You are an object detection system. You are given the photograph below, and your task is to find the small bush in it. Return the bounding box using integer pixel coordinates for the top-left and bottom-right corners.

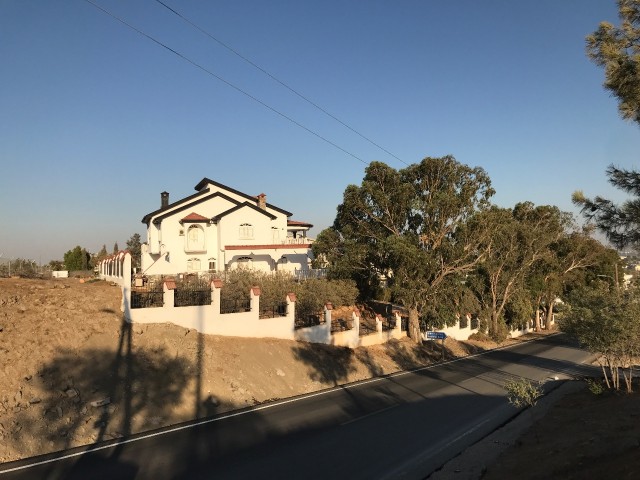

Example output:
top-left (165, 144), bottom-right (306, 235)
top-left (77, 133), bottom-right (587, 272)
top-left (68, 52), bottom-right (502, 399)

top-left (468, 331), bottom-right (492, 343)
top-left (585, 377), bottom-right (605, 395)
top-left (504, 378), bottom-right (542, 408)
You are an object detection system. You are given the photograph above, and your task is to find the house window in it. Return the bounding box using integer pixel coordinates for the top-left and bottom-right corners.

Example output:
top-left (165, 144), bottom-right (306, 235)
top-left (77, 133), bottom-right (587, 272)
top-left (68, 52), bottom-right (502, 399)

top-left (239, 223), bottom-right (254, 240)
top-left (186, 225), bottom-right (205, 252)
top-left (271, 226), bottom-right (280, 243)
top-left (208, 258), bottom-right (216, 272)
top-left (187, 258), bottom-right (201, 272)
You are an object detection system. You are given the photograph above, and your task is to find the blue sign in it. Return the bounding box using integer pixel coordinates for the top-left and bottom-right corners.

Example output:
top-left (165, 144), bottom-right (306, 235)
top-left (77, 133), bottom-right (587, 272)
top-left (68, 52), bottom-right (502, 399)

top-left (425, 331), bottom-right (447, 340)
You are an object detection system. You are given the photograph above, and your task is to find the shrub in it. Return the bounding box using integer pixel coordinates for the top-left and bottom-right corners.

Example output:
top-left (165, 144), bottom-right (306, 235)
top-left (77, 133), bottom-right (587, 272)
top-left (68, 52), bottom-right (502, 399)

top-left (504, 378), bottom-right (542, 408)
top-left (585, 377), bottom-right (605, 395)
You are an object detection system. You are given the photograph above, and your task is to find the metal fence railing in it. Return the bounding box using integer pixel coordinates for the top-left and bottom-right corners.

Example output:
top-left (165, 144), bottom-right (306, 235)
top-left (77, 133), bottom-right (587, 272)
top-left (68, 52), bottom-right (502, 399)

top-left (259, 302), bottom-right (288, 319)
top-left (131, 289), bottom-right (164, 309)
top-left (358, 321), bottom-right (377, 336)
top-left (330, 317), bottom-right (353, 333)
top-left (294, 313), bottom-right (324, 329)
top-left (174, 288), bottom-right (211, 307)
top-left (220, 298), bottom-right (251, 314)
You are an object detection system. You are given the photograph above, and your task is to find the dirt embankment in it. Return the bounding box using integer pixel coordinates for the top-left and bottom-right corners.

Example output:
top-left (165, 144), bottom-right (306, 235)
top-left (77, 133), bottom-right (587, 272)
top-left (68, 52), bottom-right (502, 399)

top-left (6, 275), bottom-right (632, 480)
top-left (0, 277), bottom-right (508, 463)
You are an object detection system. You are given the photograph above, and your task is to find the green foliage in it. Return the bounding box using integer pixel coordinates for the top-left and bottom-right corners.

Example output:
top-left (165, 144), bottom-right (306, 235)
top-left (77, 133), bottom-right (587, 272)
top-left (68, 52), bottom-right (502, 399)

top-left (504, 378), bottom-right (542, 408)
top-left (113, 242), bottom-right (119, 254)
top-left (126, 234), bottom-right (142, 269)
top-left (587, 0), bottom-right (640, 124)
top-left (467, 203), bottom-right (571, 337)
top-left (63, 246), bottom-right (90, 271)
top-left (48, 260), bottom-right (64, 271)
top-left (585, 378), bottom-right (606, 395)
top-left (217, 270), bottom-right (358, 318)
top-left (315, 156), bottom-right (495, 341)
top-left (573, 165), bottom-right (640, 249)
top-left (562, 282), bottom-right (640, 392)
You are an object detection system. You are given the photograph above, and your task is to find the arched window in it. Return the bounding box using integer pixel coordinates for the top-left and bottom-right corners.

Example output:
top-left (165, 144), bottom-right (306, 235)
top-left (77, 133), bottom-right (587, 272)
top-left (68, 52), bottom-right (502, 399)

top-left (186, 225), bottom-right (205, 252)
top-left (187, 258), bottom-right (201, 272)
top-left (239, 223), bottom-right (254, 240)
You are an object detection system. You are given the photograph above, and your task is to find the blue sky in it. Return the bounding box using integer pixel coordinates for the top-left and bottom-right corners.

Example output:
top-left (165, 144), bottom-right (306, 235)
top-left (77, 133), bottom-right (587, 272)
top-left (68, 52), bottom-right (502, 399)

top-left (1, 0), bottom-right (638, 262)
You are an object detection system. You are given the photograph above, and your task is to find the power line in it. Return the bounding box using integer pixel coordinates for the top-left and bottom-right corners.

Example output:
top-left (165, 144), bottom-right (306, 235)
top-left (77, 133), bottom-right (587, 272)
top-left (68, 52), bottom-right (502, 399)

top-left (82, 0), bottom-right (368, 165)
top-left (152, 0), bottom-right (408, 166)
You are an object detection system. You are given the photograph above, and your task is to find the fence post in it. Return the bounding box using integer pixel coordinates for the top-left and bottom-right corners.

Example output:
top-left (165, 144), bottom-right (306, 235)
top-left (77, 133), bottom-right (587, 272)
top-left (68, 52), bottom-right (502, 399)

top-left (394, 312), bottom-right (401, 332)
top-left (352, 308), bottom-right (360, 335)
top-left (286, 293), bottom-right (296, 322)
top-left (375, 314), bottom-right (383, 333)
top-left (164, 278), bottom-right (176, 308)
top-left (211, 278), bottom-right (222, 315)
top-left (250, 286), bottom-right (261, 313)
top-left (324, 302), bottom-right (333, 330)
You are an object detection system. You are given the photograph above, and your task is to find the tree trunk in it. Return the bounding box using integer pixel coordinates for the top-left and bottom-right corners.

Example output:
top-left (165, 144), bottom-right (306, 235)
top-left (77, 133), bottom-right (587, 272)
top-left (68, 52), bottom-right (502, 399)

top-left (545, 303), bottom-right (554, 330)
top-left (534, 309), bottom-right (541, 332)
top-left (408, 307), bottom-right (422, 343)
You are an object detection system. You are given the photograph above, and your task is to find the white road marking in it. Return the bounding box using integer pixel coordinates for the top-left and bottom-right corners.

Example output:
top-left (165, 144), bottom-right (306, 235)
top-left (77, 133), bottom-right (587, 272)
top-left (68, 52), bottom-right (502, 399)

top-left (0, 333), bottom-right (559, 475)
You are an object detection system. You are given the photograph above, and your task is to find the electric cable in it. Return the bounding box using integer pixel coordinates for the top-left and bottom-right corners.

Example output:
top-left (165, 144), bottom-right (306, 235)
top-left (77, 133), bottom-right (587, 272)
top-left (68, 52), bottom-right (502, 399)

top-left (83, 0), bottom-right (369, 165)
top-left (152, 0), bottom-right (408, 166)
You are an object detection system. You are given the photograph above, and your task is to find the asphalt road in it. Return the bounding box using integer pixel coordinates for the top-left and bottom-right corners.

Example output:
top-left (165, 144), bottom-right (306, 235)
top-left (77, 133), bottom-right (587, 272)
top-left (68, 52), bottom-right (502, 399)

top-left (0, 334), bottom-right (598, 480)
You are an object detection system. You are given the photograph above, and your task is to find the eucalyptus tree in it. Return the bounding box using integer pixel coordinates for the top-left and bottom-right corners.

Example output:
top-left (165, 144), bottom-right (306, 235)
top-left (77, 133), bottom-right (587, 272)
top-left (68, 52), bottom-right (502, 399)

top-left (466, 203), bottom-right (570, 339)
top-left (317, 156), bottom-right (495, 342)
top-left (536, 231), bottom-right (613, 329)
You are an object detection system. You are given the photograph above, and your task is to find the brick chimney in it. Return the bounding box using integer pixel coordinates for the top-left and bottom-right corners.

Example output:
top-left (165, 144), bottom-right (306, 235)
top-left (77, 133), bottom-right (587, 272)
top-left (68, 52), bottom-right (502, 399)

top-left (257, 193), bottom-right (266, 210)
top-left (161, 191), bottom-right (169, 209)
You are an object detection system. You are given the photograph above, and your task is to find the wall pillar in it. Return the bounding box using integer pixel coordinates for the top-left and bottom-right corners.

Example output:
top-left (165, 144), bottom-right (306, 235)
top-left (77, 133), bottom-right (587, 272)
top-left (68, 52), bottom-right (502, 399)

top-left (250, 286), bottom-right (261, 312)
top-left (352, 308), bottom-right (360, 335)
top-left (324, 302), bottom-right (333, 328)
top-left (286, 292), bottom-right (297, 323)
top-left (211, 278), bottom-right (222, 315)
top-left (164, 278), bottom-right (176, 308)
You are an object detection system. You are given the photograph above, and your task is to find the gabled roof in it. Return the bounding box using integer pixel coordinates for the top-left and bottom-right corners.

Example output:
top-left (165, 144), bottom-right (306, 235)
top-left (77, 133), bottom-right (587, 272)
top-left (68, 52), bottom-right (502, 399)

top-left (212, 202), bottom-right (277, 223)
top-left (194, 177), bottom-right (292, 217)
top-left (149, 191), bottom-right (240, 225)
top-left (180, 212), bottom-right (210, 223)
top-left (142, 188), bottom-right (211, 224)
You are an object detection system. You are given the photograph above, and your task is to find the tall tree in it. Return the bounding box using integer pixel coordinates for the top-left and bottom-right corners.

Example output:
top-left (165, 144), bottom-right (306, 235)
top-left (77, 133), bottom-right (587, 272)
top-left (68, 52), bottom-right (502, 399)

top-left (126, 233), bottom-right (142, 269)
top-left (537, 231), bottom-right (612, 329)
top-left (320, 156), bottom-right (495, 342)
top-left (467, 203), bottom-right (570, 339)
top-left (573, 166), bottom-right (640, 249)
top-left (587, 0), bottom-right (640, 124)
top-left (63, 246), bottom-right (90, 271)
top-left (113, 242), bottom-right (119, 254)
top-left (579, 2), bottom-right (640, 248)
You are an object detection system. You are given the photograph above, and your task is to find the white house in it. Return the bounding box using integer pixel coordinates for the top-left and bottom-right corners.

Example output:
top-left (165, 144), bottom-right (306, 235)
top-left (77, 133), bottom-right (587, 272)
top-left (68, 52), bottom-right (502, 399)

top-left (140, 178), bottom-right (314, 276)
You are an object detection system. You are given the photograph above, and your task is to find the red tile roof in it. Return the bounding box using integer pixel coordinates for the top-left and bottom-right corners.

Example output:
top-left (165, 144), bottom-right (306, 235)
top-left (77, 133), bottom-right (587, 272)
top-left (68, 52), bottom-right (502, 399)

top-left (181, 212), bottom-right (210, 223)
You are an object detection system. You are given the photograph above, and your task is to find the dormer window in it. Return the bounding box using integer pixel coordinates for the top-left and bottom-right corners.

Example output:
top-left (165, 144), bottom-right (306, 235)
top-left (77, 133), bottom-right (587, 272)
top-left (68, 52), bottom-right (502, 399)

top-left (239, 223), bottom-right (254, 240)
